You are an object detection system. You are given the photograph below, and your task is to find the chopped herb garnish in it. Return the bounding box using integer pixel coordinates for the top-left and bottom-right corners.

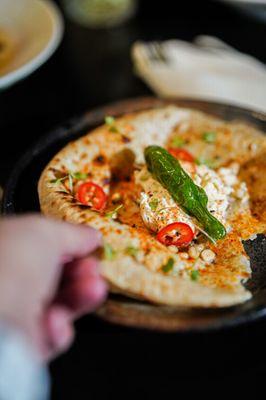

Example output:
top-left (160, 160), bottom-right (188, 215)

top-left (105, 115), bottom-right (115, 125)
top-left (71, 172), bottom-right (88, 180)
top-left (125, 246), bottom-right (139, 257)
top-left (49, 175), bottom-right (68, 184)
top-left (149, 198), bottom-right (159, 211)
top-left (103, 243), bottom-right (116, 261)
top-left (50, 171), bottom-right (88, 185)
top-left (195, 156), bottom-right (217, 168)
top-left (190, 269), bottom-right (200, 281)
top-left (195, 156), bottom-right (203, 165)
top-left (202, 131), bottom-right (216, 143)
top-left (140, 173), bottom-right (150, 181)
top-left (105, 115), bottom-right (119, 133)
top-left (161, 257), bottom-right (175, 273)
top-left (68, 174), bottom-right (73, 193)
top-left (171, 136), bottom-right (185, 147)
top-left (57, 189), bottom-right (69, 194)
top-left (109, 125), bottom-right (119, 133)
top-left (105, 204), bottom-right (123, 219)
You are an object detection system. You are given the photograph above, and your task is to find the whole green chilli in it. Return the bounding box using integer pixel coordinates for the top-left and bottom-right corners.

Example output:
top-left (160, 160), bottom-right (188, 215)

top-left (144, 146), bottom-right (226, 242)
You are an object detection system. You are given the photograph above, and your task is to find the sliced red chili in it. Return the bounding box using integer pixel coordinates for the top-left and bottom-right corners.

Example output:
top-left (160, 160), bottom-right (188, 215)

top-left (157, 222), bottom-right (194, 247)
top-left (77, 182), bottom-right (107, 211)
top-left (168, 148), bottom-right (195, 163)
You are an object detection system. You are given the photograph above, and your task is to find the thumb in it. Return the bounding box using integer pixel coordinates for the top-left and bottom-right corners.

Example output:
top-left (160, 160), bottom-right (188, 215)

top-left (44, 218), bottom-right (103, 260)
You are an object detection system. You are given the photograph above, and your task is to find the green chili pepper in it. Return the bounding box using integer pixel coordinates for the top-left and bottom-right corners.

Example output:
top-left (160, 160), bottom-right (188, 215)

top-left (144, 146), bottom-right (226, 242)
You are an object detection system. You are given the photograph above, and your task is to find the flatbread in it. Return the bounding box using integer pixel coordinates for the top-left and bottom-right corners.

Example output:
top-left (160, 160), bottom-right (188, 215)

top-left (38, 106), bottom-right (266, 307)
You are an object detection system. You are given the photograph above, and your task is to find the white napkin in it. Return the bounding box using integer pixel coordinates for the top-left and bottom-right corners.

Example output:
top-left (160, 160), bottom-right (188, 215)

top-left (132, 35), bottom-right (266, 112)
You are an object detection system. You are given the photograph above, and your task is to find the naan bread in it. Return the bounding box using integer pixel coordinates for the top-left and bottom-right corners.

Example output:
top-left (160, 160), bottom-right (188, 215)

top-left (38, 106), bottom-right (266, 307)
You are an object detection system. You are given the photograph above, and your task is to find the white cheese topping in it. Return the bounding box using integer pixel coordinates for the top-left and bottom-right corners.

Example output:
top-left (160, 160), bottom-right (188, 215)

top-left (135, 161), bottom-right (248, 234)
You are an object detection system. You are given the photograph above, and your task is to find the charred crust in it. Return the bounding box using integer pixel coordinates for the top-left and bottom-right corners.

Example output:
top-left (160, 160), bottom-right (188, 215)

top-left (93, 154), bottom-right (106, 165)
top-left (102, 178), bottom-right (111, 185)
top-left (83, 138), bottom-right (91, 144)
top-left (121, 135), bottom-right (131, 143)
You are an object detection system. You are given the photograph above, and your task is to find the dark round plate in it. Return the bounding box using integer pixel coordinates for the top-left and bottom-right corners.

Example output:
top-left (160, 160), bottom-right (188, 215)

top-left (3, 96), bottom-right (266, 333)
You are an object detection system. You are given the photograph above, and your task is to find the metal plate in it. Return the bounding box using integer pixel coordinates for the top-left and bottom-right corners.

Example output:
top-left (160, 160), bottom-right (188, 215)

top-left (2, 96), bottom-right (266, 332)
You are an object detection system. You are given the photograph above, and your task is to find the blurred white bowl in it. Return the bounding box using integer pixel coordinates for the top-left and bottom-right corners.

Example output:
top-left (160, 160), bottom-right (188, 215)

top-left (0, 0), bottom-right (64, 89)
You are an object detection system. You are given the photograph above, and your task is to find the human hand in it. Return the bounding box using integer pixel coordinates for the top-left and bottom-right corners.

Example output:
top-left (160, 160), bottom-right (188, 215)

top-left (0, 215), bottom-right (107, 360)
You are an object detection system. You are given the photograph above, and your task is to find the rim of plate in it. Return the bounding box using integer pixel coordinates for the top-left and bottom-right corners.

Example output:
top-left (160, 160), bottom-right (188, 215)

top-left (218, 0), bottom-right (266, 4)
top-left (0, 0), bottom-right (64, 89)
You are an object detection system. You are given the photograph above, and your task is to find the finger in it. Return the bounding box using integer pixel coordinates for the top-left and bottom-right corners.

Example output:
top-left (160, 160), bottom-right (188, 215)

top-left (0, 215), bottom-right (103, 262)
top-left (49, 219), bottom-right (102, 260)
top-left (62, 256), bottom-right (100, 282)
top-left (57, 275), bottom-right (107, 314)
top-left (58, 257), bottom-right (107, 309)
top-left (14, 216), bottom-right (104, 299)
top-left (42, 305), bottom-right (74, 361)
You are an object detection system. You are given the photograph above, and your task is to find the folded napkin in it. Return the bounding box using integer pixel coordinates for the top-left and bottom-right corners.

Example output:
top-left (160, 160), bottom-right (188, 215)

top-left (132, 36), bottom-right (266, 112)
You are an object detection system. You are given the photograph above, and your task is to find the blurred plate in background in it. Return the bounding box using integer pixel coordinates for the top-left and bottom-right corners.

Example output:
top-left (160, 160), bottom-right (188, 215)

top-left (0, 0), bottom-right (64, 89)
top-left (218, 0), bottom-right (266, 22)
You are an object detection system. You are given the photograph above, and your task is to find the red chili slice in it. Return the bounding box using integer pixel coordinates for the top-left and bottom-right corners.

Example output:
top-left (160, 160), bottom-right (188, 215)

top-left (157, 222), bottom-right (194, 247)
top-left (168, 148), bottom-right (195, 163)
top-left (77, 182), bottom-right (107, 210)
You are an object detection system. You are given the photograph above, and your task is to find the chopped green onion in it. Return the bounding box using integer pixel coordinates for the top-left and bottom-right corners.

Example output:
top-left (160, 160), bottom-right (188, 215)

top-left (105, 204), bottom-right (123, 219)
top-left (105, 115), bottom-right (119, 133)
top-left (105, 115), bottom-right (115, 125)
top-left (161, 257), bottom-right (175, 273)
top-left (149, 198), bottom-right (159, 211)
top-left (125, 246), bottom-right (139, 257)
top-left (202, 131), bottom-right (217, 143)
top-left (171, 136), bottom-right (185, 147)
top-left (190, 269), bottom-right (200, 281)
top-left (103, 243), bottom-right (116, 261)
